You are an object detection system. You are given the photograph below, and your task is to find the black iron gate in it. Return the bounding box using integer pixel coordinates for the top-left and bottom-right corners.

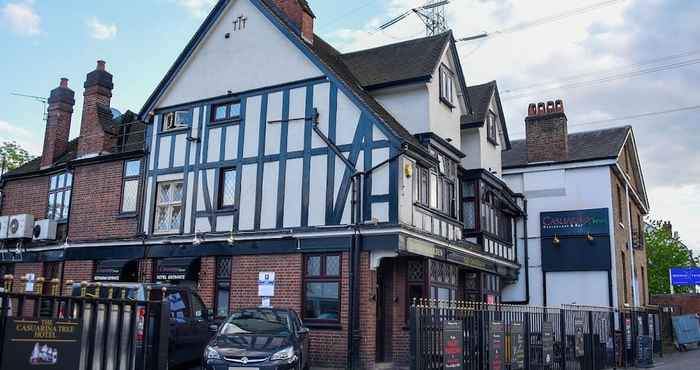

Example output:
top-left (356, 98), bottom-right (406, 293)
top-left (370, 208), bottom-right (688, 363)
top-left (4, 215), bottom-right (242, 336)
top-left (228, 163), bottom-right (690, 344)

top-left (410, 299), bottom-right (662, 370)
top-left (0, 277), bottom-right (169, 370)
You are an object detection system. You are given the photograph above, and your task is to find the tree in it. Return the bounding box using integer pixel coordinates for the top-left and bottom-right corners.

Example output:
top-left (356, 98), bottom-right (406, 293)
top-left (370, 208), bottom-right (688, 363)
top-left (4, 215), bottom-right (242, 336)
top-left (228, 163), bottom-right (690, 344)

top-left (0, 141), bottom-right (34, 175)
top-left (645, 219), bottom-right (695, 295)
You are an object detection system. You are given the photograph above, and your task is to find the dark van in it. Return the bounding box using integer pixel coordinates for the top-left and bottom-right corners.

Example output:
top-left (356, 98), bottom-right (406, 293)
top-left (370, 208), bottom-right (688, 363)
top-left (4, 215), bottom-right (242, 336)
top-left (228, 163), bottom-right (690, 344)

top-left (70, 282), bottom-right (215, 368)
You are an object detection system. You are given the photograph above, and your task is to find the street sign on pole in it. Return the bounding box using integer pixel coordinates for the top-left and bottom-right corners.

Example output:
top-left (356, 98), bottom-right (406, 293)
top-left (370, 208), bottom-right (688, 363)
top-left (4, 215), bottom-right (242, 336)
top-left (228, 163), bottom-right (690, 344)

top-left (669, 267), bottom-right (700, 287)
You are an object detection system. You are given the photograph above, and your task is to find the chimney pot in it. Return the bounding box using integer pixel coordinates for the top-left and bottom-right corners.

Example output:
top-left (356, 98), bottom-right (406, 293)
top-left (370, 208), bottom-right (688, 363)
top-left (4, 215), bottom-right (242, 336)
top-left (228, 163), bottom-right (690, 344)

top-left (97, 60), bottom-right (106, 71)
top-left (60, 78), bottom-right (69, 88)
top-left (528, 103), bottom-right (537, 116)
top-left (537, 102), bottom-right (546, 115)
top-left (525, 98), bottom-right (569, 163)
top-left (546, 101), bottom-right (555, 113)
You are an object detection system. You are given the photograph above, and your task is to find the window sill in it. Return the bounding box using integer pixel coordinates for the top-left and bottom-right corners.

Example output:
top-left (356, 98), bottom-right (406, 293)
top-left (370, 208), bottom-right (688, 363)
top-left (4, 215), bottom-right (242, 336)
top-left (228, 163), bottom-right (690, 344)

top-left (440, 97), bottom-right (455, 109)
top-left (209, 118), bottom-right (242, 126)
top-left (160, 127), bottom-right (189, 135)
top-left (305, 322), bottom-right (342, 330)
top-left (116, 213), bottom-right (138, 219)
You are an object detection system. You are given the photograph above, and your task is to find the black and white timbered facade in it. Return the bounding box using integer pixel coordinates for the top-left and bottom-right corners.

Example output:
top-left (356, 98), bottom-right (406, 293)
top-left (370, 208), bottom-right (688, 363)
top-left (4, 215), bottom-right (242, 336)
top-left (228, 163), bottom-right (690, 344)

top-left (133, 0), bottom-right (522, 367)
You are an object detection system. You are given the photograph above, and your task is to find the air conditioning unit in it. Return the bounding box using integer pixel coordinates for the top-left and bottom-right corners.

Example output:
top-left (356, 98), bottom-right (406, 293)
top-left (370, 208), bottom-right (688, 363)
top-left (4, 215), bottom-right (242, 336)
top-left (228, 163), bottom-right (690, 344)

top-left (0, 216), bottom-right (8, 240)
top-left (33, 219), bottom-right (58, 241)
top-left (7, 214), bottom-right (34, 239)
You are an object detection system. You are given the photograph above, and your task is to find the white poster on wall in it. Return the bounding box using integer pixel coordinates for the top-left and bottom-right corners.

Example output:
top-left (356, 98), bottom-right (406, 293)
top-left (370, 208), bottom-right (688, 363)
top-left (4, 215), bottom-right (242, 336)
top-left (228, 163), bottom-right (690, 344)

top-left (258, 272), bottom-right (275, 297)
top-left (24, 273), bottom-right (35, 292)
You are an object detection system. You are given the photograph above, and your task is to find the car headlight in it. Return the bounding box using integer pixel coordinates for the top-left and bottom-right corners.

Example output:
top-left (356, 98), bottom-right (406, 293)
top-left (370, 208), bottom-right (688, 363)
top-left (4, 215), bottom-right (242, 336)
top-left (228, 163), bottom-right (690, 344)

top-left (270, 346), bottom-right (296, 362)
top-left (205, 346), bottom-right (222, 360)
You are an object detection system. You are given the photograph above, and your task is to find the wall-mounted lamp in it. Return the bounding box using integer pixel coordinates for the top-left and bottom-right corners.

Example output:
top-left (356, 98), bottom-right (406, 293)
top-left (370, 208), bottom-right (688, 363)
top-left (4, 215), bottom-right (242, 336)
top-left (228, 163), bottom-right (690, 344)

top-left (227, 231), bottom-right (236, 246)
top-left (552, 235), bottom-right (561, 245)
top-left (404, 163), bottom-right (413, 178)
top-left (586, 233), bottom-right (595, 241)
top-left (192, 233), bottom-right (204, 246)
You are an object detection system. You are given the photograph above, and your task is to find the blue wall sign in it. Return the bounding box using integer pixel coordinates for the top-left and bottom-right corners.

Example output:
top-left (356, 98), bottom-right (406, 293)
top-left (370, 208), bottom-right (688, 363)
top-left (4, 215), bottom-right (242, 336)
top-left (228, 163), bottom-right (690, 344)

top-left (670, 268), bottom-right (700, 286)
top-left (540, 208), bottom-right (612, 272)
top-left (541, 208), bottom-right (610, 237)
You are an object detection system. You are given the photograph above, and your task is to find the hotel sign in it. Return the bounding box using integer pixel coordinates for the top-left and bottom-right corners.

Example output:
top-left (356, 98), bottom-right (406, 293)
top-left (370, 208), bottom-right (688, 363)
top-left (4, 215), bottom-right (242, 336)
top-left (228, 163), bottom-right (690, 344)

top-left (541, 208), bottom-right (609, 237)
top-left (1, 318), bottom-right (82, 370)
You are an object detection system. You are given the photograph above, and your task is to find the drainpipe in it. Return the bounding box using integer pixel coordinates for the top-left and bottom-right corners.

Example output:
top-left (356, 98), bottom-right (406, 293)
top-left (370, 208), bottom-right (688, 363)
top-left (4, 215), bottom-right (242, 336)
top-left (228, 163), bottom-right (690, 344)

top-left (311, 119), bottom-right (406, 370)
top-left (522, 198), bottom-right (530, 304)
top-left (625, 183), bottom-right (638, 306)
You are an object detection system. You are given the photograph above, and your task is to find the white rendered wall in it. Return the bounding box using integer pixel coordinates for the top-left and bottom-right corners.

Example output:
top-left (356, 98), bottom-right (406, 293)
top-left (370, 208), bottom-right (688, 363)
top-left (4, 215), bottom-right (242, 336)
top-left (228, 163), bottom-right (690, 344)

top-left (546, 271), bottom-right (610, 307)
top-left (373, 84), bottom-right (430, 135)
top-left (502, 165), bottom-right (616, 307)
top-left (156, 0), bottom-right (322, 108)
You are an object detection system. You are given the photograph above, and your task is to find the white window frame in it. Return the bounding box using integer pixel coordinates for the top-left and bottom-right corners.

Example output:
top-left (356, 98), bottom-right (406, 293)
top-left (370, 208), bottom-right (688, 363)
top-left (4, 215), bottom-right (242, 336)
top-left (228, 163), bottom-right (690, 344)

top-left (439, 64), bottom-right (455, 107)
top-left (153, 180), bottom-right (184, 234)
top-left (120, 160), bottom-right (141, 214)
top-left (162, 110), bottom-right (191, 132)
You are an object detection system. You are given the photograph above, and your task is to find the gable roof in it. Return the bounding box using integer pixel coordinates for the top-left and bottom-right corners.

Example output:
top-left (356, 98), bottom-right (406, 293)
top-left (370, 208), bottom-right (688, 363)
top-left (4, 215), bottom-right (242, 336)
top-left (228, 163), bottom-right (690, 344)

top-left (502, 125), bottom-right (631, 169)
top-left (139, 0), bottom-right (425, 151)
top-left (460, 81), bottom-right (511, 149)
top-left (339, 33), bottom-right (451, 90)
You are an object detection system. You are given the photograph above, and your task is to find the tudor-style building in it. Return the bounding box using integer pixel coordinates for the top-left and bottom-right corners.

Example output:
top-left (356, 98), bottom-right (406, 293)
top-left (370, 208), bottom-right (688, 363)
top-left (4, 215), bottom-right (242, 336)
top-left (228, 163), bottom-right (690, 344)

top-left (0, 1), bottom-right (524, 368)
top-left (134, 0), bottom-right (521, 367)
top-left (501, 100), bottom-right (650, 309)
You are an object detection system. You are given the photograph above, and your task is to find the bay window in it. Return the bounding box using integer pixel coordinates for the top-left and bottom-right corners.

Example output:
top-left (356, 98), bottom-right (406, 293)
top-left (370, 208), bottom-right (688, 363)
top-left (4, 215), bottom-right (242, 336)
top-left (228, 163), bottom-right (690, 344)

top-left (154, 181), bottom-right (184, 234)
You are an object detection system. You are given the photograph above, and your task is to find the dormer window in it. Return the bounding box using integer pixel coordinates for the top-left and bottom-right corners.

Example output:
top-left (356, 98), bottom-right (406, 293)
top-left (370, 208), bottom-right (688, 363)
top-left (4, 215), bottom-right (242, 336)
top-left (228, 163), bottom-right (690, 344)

top-left (487, 111), bottom-right (498, 145)
top-left (162, 110), bottom-right (192, 132)
top-left (439, 64), bottom-right (455, 107)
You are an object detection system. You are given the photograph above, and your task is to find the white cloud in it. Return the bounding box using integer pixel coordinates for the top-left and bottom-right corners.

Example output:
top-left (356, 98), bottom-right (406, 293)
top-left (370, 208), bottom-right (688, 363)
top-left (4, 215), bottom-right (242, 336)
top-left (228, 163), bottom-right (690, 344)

top-left (0, 120), bottom-right (42, 155)
top-left (323, 0), bottom-right (700, 253)
top-left (1, 0), bottom-right (41, 36)
top-left (174, 0), bottom-right (217, 18)
top-left (87, 16), bottom-right (117, 40)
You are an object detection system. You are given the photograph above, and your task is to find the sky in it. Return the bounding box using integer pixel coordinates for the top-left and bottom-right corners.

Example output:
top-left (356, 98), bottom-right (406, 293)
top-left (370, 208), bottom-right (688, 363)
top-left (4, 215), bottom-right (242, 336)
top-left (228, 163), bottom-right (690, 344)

top-left (1, 0), bottom-right (698, 254)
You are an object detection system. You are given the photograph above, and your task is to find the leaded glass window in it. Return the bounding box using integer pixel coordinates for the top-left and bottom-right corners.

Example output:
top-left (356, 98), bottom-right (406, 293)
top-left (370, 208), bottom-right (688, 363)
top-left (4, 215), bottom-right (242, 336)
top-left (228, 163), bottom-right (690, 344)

top-left (121, 160), bottom-right (141, 214)
top-left (218, 168), bottom-right (237, 209)
top-left (47, 172), bottom-right (72, 221)
top-left (154, 181), bottom-right (184, 234)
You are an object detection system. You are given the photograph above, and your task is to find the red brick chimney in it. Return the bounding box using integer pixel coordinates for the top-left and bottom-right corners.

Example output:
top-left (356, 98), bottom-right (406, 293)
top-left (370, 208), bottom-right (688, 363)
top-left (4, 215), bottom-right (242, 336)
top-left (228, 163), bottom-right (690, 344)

top-left (525, 99), bottom-right (568, 163)
top-left (41, 78), bottom-right (75, 168)
top-left (272, 0), bottom-right (315, 44)
top-left (77, 60), bottom-right (115, 158)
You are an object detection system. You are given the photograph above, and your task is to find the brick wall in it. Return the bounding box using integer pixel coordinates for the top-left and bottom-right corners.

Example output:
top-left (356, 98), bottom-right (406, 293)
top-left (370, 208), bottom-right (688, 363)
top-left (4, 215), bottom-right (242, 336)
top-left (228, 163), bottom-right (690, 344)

top-left (139, 259), bottom-right (155, 283)
top-left (68, 160), bottom-right (139, 241)
top-left (611, 170), bottom-right (649, 307)
top-left (525, 110), bottom-right (568, 163)
top-left (651, 294), bottom-right (700, 315)
top-left (228, 252), bottom-right (350, 368)
top-left (62, 260), bottom-right (95, 295)
top-left (1, 176), bottom-right (49, 219)
top-left (198, 257), bottom-right (216, 308)
top-left (358, 252), bottom-right (377, 370)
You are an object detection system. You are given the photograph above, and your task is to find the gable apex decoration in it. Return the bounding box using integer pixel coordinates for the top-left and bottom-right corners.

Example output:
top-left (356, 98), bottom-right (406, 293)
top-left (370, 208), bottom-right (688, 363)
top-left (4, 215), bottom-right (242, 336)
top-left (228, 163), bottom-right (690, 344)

top-left (139, 0), bottom-right (423, 153)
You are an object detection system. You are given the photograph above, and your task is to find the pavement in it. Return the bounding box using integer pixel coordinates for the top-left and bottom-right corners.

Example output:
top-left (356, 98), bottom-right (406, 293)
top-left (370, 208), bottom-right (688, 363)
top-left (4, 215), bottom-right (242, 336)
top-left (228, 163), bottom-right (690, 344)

top-left (187, 348), bottom-right (700, 370)
top-left (631, 347), bottom-right (700, 370)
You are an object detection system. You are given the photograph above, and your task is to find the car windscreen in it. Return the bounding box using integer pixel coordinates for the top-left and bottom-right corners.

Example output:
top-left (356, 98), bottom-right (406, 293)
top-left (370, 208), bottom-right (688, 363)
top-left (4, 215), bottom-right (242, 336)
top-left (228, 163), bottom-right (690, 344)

top-left (220, 310), bottom-right (291, 336)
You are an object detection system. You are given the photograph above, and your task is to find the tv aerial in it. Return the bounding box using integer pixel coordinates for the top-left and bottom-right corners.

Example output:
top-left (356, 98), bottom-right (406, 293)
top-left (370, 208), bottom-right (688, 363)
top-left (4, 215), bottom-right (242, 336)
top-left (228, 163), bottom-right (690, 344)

top-left (379, 0), bottom-right (450, 36)
top-left (11, 92), bottom-right (48, 123)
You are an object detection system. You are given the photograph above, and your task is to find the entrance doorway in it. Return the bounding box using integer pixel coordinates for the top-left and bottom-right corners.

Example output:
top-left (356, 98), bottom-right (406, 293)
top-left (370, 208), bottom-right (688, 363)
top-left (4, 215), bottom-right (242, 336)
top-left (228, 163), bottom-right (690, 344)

top-left (375, 259), bottom-right (393, 363)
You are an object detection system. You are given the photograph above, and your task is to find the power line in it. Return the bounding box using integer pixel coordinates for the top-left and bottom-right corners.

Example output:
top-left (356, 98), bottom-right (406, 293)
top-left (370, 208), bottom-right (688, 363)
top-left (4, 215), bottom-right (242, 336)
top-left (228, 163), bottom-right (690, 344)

top-left (457, 0), bottom-right (627, 43)
top-left (503, 48), bottom-right (700, 94)
top-left (502, 58), bottom-right (700, 101)
top-left (509, 104), bottom-right (700, 136)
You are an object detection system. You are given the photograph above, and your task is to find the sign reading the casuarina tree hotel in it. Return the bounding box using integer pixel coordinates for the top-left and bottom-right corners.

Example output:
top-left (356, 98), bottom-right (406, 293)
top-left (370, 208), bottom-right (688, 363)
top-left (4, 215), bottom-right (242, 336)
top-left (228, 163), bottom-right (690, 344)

top-left (1, 318), bottom-right (82, 370)
top-left (540, 208), bottom-right (609, 237)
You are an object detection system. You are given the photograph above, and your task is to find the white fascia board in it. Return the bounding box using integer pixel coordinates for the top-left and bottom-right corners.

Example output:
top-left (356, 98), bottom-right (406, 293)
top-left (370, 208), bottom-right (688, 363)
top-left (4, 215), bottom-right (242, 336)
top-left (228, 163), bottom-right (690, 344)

top-left (502, 159), bottom-right (616, 175)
